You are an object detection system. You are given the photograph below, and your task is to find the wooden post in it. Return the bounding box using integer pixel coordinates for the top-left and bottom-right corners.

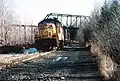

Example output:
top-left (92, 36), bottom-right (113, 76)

top-left (31, 27), bottom-right (33, 43)
top-left (19, 26), bottom-right (21, 45)
top-left (24, 26), bottom-right (26, 44)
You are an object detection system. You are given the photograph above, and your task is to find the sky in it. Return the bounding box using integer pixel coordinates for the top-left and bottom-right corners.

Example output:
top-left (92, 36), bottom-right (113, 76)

top-left (4, 0), bottom-right (105, 25)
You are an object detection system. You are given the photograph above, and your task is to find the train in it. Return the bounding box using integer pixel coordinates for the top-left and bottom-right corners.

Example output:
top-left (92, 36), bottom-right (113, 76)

top-left (35, 18), bottom-right (70, 51)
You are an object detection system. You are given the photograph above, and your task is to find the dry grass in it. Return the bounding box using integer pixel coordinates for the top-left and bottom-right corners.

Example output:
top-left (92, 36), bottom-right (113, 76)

top-left (83, 0), bottom-right (120, 80)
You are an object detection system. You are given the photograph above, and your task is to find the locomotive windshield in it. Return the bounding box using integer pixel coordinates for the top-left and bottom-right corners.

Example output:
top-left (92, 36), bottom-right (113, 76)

top-left (38, 18), bottom-right (62, 27)
top-left (39, 24), bottom-right (53, 30)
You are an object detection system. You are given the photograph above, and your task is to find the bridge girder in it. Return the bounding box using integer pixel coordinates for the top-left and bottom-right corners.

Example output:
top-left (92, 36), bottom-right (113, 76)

top-left (11, 13), bottom-right (91, 41)
top-left (44, 13), bottom-right (90, 29)
top-left (45, 13), bottom-right (91, 40)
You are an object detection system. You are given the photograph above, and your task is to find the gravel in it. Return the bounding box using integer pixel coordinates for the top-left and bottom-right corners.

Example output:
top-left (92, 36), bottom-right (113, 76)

top-left (0, 44), bottom-right (102, 81)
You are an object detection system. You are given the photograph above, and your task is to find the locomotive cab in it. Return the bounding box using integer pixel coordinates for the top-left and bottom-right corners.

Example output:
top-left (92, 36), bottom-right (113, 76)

top-left (35, 18), bottom-right (64, 51)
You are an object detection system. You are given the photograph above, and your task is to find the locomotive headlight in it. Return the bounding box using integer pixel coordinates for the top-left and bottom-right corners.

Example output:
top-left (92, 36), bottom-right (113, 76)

top-left (52, 33), bottom-right (56, 37)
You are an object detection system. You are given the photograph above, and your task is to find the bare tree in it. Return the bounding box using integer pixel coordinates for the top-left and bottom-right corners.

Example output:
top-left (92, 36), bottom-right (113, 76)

top-left (92, 0), bottom-right (120, 64)
top-left (0, 0), bottom-right (14, 45)
top-left (83, 0), bottom-right (120, 80)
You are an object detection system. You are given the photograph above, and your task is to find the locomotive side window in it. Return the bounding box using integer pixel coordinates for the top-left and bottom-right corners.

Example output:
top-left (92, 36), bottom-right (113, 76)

top-left (57, 27), bottom-right (60, 33)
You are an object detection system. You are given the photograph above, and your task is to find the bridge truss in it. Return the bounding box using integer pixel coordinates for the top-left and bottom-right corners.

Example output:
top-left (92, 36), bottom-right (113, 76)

top-left (45, 13), bottom-right (90, 29)
top-left (0, 13), bottom-right (90, 46)
top-left (45, 13), bottom-right (90, 40)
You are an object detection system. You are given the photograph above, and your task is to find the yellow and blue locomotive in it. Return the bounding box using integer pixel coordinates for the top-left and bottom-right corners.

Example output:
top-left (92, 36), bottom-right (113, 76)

top-left (35, 18), bottom-right (65, 51)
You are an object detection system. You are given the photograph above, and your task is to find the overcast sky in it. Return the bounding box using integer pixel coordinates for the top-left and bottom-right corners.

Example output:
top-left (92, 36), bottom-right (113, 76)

top-left (5, 0), bottom-right (105, 25)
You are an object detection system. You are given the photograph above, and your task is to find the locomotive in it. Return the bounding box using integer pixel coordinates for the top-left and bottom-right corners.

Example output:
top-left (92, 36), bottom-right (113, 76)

top-left (35, 18), bottom-right (66, 51)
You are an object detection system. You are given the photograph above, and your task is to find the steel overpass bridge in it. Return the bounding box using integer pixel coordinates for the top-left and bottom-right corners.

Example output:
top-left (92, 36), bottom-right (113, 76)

top-left (0, 13), bottom-right (90, 45)
top-left (44, 13), bottom-right (90, 40)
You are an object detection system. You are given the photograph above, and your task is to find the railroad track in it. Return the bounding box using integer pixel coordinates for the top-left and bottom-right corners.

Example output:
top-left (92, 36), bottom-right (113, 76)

top-left (0, 44), bottom-right (102, 81)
